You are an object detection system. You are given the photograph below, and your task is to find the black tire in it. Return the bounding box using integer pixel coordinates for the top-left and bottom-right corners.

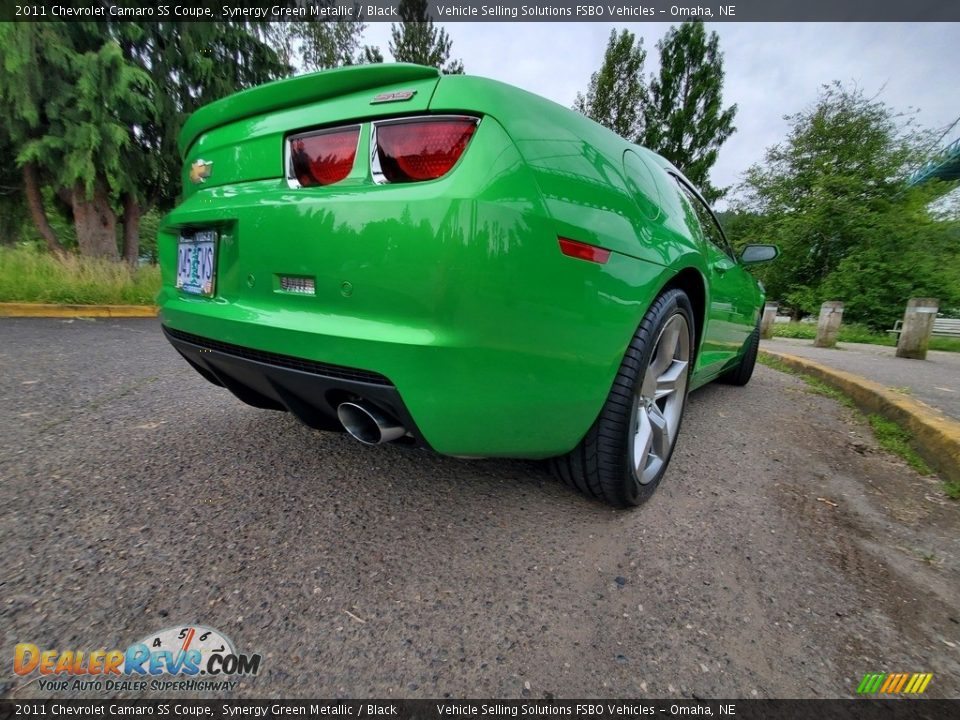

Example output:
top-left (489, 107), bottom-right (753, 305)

top-left (718, 323), bottom-right (760, 387)
top-left (551, 288), bottom-right (695, 507)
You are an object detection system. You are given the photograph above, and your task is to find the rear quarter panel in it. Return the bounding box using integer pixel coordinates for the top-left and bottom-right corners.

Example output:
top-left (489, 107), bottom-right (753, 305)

top-left (430, 76), bottom-right (715, 380)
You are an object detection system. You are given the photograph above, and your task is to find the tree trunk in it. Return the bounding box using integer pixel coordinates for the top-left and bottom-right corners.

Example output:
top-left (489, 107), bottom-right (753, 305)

top-left (22, 162), bottom-right (66, 255)
top-left (71, 183), bottom-right (119, 261)
top-left (121, 193), bottom-right (141, 267)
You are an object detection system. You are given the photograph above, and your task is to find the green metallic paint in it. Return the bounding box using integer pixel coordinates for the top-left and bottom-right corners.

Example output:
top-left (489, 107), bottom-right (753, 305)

top-left (159, 65), bottom-right (764, 457)
top-left (178, 63), bottom-right (440, 155)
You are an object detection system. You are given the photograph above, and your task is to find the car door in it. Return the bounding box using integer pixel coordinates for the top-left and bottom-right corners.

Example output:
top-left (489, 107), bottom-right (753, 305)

top-left (671, 176), bottom-right (754, 376)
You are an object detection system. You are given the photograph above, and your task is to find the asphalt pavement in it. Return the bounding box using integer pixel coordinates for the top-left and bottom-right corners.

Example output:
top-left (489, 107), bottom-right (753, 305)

top-left (762, 337), bottom-right (960, 421)
top-left (2, 318), bottom-right (959, 699)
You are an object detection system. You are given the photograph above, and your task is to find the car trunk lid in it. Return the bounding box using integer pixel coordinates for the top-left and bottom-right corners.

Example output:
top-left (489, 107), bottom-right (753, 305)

top-left (179, 64), bottom-right (441, 193)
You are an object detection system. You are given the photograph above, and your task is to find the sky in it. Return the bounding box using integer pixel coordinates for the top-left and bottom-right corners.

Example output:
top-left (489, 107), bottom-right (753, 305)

top-left (362, 22), bottom-right (959, 206)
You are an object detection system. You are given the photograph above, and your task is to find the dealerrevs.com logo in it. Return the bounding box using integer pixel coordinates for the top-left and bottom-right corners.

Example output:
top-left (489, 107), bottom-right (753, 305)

top-left (14, 625), bottom-right (261, 693)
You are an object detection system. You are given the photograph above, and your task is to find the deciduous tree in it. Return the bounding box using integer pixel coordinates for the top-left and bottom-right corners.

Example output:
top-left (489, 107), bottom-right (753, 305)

top-left (733, 82), bottom-right (960, 328)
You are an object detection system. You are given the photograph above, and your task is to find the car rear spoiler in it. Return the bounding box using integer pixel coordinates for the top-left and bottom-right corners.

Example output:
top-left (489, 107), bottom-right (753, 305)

top-left (178, 63), bottom-right (441, 157)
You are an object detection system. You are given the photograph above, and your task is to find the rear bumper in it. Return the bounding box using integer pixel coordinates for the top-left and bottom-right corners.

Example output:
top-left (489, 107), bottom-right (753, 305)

top-left (163, 326), bottom-right (429, 447)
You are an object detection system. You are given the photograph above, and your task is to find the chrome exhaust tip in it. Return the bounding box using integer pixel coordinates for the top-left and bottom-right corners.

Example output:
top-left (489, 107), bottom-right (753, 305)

top-left (337, 401), bottom-right (406, 445)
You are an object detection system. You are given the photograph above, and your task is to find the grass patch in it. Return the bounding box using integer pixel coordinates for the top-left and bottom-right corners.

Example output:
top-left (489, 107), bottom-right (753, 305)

top-left (0, 245), bottom-right (160, 305)
top-left (866, 415), bottom-right (934, 476)
top-left (798, 374), bottom-right (856, 408)
top-left (930, 337), bottom-right (960, 353)
top-left (771, 321), bottom-right (960, 353)
top-left (757, 354), bottom-right (854, 408)
top-left (757, 353), bottom-right (794, 374)
top-left (759, 352), bottom-right (958, 496)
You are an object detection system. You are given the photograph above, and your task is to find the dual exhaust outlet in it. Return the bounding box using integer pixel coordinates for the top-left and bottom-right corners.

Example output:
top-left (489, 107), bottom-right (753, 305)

top-left (336, 401), bottom-right (406, 445)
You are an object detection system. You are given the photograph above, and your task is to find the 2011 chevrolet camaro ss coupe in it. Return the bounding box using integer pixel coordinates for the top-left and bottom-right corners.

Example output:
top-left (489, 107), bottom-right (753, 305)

top-left (159, 63), bottom-right (777, 507)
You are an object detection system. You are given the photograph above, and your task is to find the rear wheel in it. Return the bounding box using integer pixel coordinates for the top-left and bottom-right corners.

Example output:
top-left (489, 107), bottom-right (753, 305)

top-left (718, 322), bottom-right (760, 386)
top-left (552, 289), bottom-right (694, 507)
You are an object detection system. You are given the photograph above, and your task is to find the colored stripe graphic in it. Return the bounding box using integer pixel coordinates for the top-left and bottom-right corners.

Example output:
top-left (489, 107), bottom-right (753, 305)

top-left (904, 674), bottom-right (920, 693)
top-left (857, 673), bottom-right (884, 693)
top-left (880, 674), bottom-right (897, 693)
top-left (857, 672), bottom-right (932, 694)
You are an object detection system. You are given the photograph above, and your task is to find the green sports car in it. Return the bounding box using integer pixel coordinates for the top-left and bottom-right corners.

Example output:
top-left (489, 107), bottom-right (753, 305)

top-left (159, 63), bottom-right (777, 507)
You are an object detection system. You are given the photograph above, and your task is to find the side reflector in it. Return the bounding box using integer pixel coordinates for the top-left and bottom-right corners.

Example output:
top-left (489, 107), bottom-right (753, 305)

top-left (558, 237), bottom-right (611, 264)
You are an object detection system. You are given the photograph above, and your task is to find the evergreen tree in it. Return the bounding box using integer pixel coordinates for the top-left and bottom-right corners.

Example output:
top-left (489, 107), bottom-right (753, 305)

top-left (573, 29), bottom-right (648, 141)
top-left (388, 0), bottom-right (464, 74)
top-left (642, 22), bottom-right (737, 203)
top-left (0, 22), bottom-right (287, 262)
top-left (362, 45), bottom-right (385, 64)
top-left (119, 22), bottom-right (287, 263)
top-left (0, 132), bottom-right (28, 245)
top-left (0, 23), bottom-right (153, 260)
top-left (270, 15), bottom-right (371, 71)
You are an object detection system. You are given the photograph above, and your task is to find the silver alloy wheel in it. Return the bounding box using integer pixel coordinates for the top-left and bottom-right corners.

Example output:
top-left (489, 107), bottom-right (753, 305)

top-left (630, 313), bottom-right (690, 485)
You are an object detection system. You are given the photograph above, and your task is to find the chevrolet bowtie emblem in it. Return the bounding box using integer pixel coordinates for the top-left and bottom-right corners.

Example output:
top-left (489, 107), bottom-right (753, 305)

top-left (190, 159), bottom-right (213, 184)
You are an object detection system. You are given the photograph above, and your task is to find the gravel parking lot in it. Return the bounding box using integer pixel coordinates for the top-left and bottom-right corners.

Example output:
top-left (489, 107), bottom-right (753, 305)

top-left (2, 318), bottom-right (958, 699)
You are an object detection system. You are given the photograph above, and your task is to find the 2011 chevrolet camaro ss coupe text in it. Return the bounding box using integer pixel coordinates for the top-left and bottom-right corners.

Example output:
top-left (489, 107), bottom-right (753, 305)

top-left (159, 63), bottom-right (778, 507)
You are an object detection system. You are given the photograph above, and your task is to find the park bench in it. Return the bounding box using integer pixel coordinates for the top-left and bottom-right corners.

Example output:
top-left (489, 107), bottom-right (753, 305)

top-left (888, 317), bottom-right (960, 338)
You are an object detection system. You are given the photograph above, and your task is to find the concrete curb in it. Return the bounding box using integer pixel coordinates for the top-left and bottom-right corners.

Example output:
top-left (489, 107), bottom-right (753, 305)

top-left (0, 303), bottom-right (158, 318)
top-left (760, 349), bottom-right (960, 486)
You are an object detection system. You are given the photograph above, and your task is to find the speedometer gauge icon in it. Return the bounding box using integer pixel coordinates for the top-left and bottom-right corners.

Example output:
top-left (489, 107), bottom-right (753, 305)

top-left (135, 625), bottom-right (236, 671)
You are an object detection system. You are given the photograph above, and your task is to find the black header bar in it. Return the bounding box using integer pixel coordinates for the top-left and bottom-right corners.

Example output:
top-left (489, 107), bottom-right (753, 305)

top-left (1, 699), bottom-right (957, 719)
top-left (2, 0), bottom-right (959, 23)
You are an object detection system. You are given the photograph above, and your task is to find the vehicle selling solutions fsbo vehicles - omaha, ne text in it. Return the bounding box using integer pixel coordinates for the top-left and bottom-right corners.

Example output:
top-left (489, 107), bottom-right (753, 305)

top-left (159, 63), bottom-right (778, 507)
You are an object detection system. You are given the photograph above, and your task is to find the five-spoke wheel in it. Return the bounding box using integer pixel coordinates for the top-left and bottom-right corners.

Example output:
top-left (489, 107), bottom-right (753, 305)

top-left (630, 313), bottom-right (690, 486)
top-left (552, 288), bottom-right (694, 507)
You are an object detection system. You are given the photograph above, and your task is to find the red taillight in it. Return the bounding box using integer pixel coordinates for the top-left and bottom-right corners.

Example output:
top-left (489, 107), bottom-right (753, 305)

top-left (375, 118), bottom-right (477, 183)
top-left (288, 127), bottom-right (359, 187)
top-left (558, 237), bottom-right (611, 264)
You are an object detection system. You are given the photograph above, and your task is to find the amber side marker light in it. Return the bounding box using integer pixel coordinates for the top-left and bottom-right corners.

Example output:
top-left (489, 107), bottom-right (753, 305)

top-left (558, 237), bottom-right (611, 264)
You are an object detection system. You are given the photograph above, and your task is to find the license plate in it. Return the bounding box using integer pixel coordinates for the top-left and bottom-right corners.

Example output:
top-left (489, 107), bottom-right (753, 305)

top-left (176, 230), bottom-right (217, 297)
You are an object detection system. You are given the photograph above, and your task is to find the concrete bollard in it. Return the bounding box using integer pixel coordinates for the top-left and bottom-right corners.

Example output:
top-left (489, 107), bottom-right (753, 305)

top-left (760, 302), bottom-right (779, 339)
top-left (814, 301), bottom-right (844, 348)
top-left (896, 298), bottom-right (939, 360)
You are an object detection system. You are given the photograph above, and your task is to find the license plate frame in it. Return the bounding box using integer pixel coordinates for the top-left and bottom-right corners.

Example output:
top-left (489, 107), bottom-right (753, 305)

top-left (176, 229), bottom-right (218, 297)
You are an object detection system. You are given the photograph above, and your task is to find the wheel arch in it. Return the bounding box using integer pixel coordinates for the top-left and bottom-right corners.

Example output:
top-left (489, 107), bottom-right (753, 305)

top-left (658, 265), bottom-right (708, 362)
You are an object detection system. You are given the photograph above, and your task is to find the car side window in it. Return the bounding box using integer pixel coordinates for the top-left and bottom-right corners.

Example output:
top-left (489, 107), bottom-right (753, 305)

top-left (672, 176), bottom-right (734, 259)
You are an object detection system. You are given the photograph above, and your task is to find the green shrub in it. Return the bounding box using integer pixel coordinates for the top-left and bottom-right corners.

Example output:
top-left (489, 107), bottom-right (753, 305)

top-left (837, 323), bottom-right (896, 346)
top-left (770, 321), bottom-right (960, 351)
top-left (770, 322), bottom-right (816, 340)
top-left (0, 245), bottom-right (160, 305)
